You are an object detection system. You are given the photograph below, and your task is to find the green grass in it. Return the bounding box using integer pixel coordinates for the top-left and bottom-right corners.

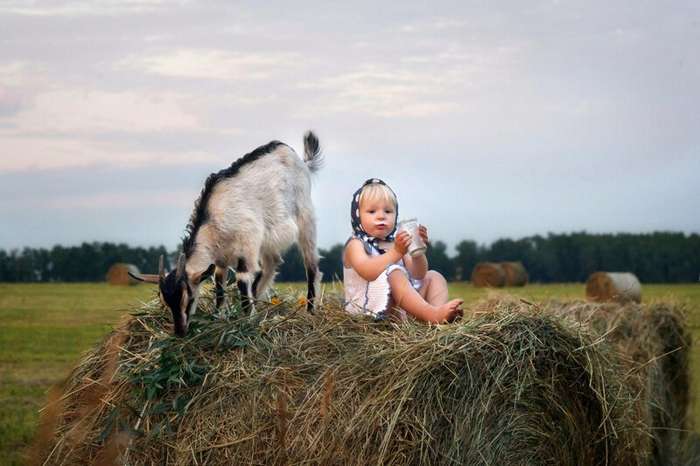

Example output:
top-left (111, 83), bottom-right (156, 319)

top-left (0, 283), bottom-right (154, 466)
top-left (1, 282), bottom-right (699, 465)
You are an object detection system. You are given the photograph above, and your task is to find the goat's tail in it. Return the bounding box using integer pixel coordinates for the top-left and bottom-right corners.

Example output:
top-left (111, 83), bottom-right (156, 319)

top-left (303, 131), bottom-right (323, 173)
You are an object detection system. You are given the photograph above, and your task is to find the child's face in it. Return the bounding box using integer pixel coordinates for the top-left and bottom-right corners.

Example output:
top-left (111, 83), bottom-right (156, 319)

top-left (359, 197), bottom-right (396, 240)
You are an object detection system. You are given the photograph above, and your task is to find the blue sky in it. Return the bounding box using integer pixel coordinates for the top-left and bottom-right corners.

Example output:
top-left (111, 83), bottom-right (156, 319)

top-left (1, 1), bottom-right (698, 252)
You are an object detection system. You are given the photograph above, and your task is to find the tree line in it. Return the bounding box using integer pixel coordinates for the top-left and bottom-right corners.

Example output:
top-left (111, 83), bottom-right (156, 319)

top-left (1, 232), bottom-right (698, 284)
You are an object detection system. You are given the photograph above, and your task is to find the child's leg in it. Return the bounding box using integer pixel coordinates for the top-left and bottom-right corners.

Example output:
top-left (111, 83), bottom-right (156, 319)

top-left (418, 270), bottom-right (449, 306)
top-left (388, 269), bottom-right (463, 323)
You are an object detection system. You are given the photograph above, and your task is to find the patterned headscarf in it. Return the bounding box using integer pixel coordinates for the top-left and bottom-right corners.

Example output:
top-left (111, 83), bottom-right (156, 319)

top-left (350, 178), bottom-right (398, 254)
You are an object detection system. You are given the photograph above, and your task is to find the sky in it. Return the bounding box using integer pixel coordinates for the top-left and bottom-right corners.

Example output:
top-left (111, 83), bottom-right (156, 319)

top-left (1, 0), bottom-right (698, 254)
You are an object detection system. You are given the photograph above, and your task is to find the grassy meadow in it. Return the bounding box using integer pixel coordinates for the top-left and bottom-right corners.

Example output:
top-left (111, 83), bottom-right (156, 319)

top-left (1, 282), bottom-right (699, 465)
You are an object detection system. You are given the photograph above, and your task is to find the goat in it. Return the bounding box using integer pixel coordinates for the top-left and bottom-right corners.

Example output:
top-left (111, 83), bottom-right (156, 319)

top-left (131, 132), bottom-right (323, 336)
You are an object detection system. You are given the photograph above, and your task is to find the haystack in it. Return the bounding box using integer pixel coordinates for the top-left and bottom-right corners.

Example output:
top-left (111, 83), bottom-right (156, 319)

top-left (586, 272), bottom-right (642, 303)
top-left (470, 262), bottom-right (505, 287)
top-left (106, 263), bottom-right (141, 286)
top-left (31, 287), bottom-right (679, 466)
top-left (501, 261), bottom-right (528, 286)
top-left (544, 299), bottom-right (692, 464)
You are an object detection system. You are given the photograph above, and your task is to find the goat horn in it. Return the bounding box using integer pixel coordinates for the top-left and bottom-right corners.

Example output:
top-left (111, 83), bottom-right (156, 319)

top-left (158, 255), bottom-right (165, 279)
top-left (176, 253), bottom-right (186, 279)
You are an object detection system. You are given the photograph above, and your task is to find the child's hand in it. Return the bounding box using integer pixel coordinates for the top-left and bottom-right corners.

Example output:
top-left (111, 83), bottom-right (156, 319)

top-left (418, 225), bottom-right (429, 246)
top-left (393, 231), bottom-right (411, 256)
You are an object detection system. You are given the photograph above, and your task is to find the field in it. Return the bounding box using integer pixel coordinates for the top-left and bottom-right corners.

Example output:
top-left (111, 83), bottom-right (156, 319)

top-left (1, 282), bottom-right (699, 465)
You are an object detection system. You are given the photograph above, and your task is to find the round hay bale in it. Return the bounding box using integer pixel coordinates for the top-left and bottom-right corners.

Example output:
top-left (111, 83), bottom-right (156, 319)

top-left (586, 272), bottom-right (641, 303)
top-left (106, 263), bottom-right (141, 286)
top-left (645, 302), bottom-right (692, 462)
top-left (501, 261), bottom-right (528, 287)
top-left (32, 291), bottom-right (653, 466)
top-left (470, 262), bottom-right (506, 287)
top-left (546, 299), bottom-right (691, 464)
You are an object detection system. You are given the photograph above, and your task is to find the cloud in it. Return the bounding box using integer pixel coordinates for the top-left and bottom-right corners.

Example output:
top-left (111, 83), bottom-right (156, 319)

top-left (0, 88), bottom-right (23, 117)
top-left (40, 189), bottom-right (196, 210)
top-left (120, 48), bottom-right (302, 81)
top-left (10, 89), bottom-right (202, 134)
top-left (0, 84), bottom-right (253, 170)
top-left (0, 135), bottom-right (221, 171)
top-left (0, 62), bottom-right (45, 118)
top-left (297, 65), bottom-right (461, 118)
top-left (297, 42), bottom-right (520, 119)
top-left (0, 0), bottom-right (178, 17)
top-left (0, 61), bottom-right (39, 86)
top-left (398, 17), bottom-right (469, 34)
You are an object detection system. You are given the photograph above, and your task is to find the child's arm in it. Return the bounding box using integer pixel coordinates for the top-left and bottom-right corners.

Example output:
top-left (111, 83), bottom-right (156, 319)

top-left (344, 232), bottom-right (411, 282)
top-left (404, 253), bottom-right (428, 279)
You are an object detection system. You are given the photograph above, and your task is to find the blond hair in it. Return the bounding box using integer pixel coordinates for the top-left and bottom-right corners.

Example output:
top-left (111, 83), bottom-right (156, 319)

top-left (358, 183), bottom-right (397, 209)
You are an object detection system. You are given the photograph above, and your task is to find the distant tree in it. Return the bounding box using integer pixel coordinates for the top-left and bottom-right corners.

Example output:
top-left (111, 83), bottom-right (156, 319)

top-left (0, 233), bottom-right (698, 283)
top-left (454, 240), bottom-right (479, 281)
top-left (487, 238), bottom-right (531, 263)
top-left (0, 250), bottom-right (8, 281)
top-left (319, 244), bottom-right (344, 283)
top-left (277, 246), bottom-right (306, 282)
top-left (425, 240), bottom-right (455, 281)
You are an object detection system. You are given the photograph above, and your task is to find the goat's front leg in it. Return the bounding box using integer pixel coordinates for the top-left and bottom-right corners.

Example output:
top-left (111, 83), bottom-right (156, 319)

top-left (236, 273), bottom-right (254, 314)
top-left (215, 266), bottom-right (227, 308)
top-left (235, 255), bottom-right (259, 315)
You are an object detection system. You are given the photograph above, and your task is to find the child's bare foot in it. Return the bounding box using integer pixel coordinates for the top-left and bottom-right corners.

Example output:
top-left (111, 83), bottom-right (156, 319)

top-left (436, 299), bottom-right (463, 323)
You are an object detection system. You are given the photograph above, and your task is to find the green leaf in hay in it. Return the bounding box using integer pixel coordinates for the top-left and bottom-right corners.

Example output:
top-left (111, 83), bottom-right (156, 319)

top-left (151, 401), bottom-right (169, 415)
top-left (97, 408), bottom-right (119, 443)
top-left (173, 395), bottom-right (189, 415)
top-left (146, 385), bottom-right (158, 401)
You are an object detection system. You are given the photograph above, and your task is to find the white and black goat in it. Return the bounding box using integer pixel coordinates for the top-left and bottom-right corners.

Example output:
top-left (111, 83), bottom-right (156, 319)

top-left (132, 132), bottom-right (323, 336)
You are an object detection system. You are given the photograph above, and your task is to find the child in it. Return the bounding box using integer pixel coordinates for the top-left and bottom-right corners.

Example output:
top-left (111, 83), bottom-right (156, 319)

top-left (343, 178), bottom-right (463, 323)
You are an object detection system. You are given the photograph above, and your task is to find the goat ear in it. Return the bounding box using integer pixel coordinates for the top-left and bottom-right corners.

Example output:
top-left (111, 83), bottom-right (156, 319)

top-left (191, 264), bottom-right (216, 286)
top-left (129, 254), bottom-right (165, 284)
top-left (128, 272), bottom-right (160, 284)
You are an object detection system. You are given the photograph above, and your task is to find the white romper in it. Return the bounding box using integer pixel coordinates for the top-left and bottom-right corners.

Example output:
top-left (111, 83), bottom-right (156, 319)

top-left (343, 239), bottom-right (422, 319)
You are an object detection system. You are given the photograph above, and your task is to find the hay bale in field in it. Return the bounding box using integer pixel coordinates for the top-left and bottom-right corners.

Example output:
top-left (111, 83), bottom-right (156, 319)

top-left (586, 272), bottom-right (642, 303)
top-left (32, 290), bottom-right (659, 466)
top-left (501, 261), bottom-right (528, 286)
top-left (106, 263), bottom-right (141, 286)
top-left (546, 299), bottom-right (692, 465)
top-left (470, 261), bottom-right (505, 287)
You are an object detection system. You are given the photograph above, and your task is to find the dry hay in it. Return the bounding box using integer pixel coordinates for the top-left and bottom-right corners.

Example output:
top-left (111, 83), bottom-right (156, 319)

top-left (501, 261), bottom-right (529, 287)
top-left (106, 263), bottom-right (141, 286)
top-left (586, 272), bottom-right (642, 303)
top-left (537, 299), bottom-right (693, 465)
top-left (30, 288), bottom-right (693, 466)
top-left (470, 262), bottom-right (506, 288)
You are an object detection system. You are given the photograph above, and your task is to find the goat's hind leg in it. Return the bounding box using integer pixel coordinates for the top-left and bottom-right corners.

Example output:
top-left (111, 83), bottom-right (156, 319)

top-left (297, 210), bottom-right (321, 313)
top-left (253, 252), bottom-right (282, 300)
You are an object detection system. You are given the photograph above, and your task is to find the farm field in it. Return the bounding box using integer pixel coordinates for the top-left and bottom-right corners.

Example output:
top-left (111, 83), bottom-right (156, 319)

top-left (1, 282), bottom-right (699, 465)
